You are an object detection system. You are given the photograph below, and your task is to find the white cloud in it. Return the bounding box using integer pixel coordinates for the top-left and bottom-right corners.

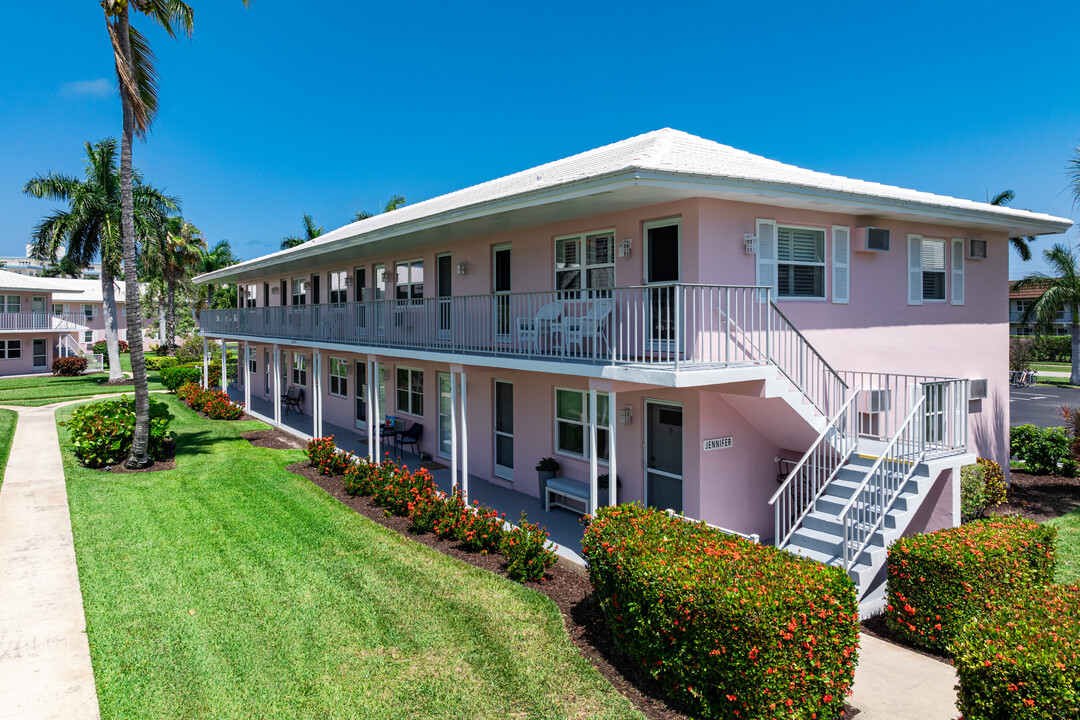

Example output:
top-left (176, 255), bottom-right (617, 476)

top-left (60, 79), bottom-right (113, 98)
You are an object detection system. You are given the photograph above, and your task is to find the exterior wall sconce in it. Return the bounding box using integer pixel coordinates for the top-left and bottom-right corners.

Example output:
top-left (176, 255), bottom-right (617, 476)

top-left (744, 233), bottom-right (759, 254)
top-left (457, 260), bottom-right (468, 276)
top-left (618, 238), bottom-right (632, 259)
top-left (618, 405), bottom-right (633, 426)
top-left (270, 286), bottom-right (279, 295)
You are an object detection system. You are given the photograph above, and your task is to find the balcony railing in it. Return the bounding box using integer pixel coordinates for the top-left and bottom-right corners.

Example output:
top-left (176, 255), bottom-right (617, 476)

top-left (0, 312), bottom-right (85, 332)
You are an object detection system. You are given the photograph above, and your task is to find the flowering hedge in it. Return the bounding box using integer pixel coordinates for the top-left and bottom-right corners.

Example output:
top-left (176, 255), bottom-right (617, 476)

top-left (68, 396), bottom-right (173, 467)
top-left (886, 517), bottom-right (1057, 654)
top-left (582, 504), bottom-right (858, 719)
top-left (503, 512), bottom-right (558, 581)
top-left (176, 383), bottom-right (244, 420)
top-left (951, 583), bottom-right (1080, 719)
top-left (306, 436), bottom-right (354, 476)
top-left (52, 356), bottom-right (88, 376)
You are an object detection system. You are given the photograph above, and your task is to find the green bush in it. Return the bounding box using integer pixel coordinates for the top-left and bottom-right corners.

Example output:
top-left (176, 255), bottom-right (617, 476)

top-left (456, 501), bottom-right (505, 554)
top-left (52, 356), bottom-right (88, 376)
top-left (161, 365), bottom-right (203, 391)
top-left (68, 396), bottom-right (173, 468)
top-left (502, 512), bottom-right (558, 581)
top-left (960, 463), bottom-right (987, 522)
top-left (305, 436), bottom-right (353, 475)
top-left (1010, 424), bottom-right (1069, 475)
top-left (951, 583), bottom-right (1080, 719)
top-left (145, 356), bottom-right (178, 371)
top-left (583, 504), bottom-right (858, 720)
top-left (1031, 334), bottom-right (1071, 363)
top-left (979, 457), bottom-right (1008, 506)
top-left (886, 517), bottom-right (1057, 654)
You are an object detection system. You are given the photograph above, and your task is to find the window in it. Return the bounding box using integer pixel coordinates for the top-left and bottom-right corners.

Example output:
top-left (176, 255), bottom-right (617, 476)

top-left (921, 239), bottom-right (946, 301)
top-left (84, 331), bottom-right (94, 344)
top-left (329, 357), bottom-right (348, 397)
top-left (292, 353), bottom-right (307, 385)
top-left (329, 270), bottom-right (348, 304)
top-left (0, 296), bottom-right (19, 314)
top-left (82, 304), bottom-right (94, 319)
top-left (555, 232), bottom-right (615, 293)
top-left (396, 367), bottom-right (424, 416)
top-left (776, 226), bottom-right (825, 298)
top-left (53, 304), bottom-right (64, 316)
top-left (373, 264), bottom-right (387, 301)
top-left (291, 277), bottom-right (308, 306)
top-left (395, 260), bottom-right (424, 302)
top-left (0, 340), bottom-right (21, 359)
top-left (247, 347), bottom-right (256, 374)
top-left (555, 388), bottom-right (609, 460)
top-left (245, 284), bottom-right (257, 308)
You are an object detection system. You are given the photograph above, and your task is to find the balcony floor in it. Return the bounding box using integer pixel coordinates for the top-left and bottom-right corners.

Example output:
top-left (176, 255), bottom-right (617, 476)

top-left (227, 384), bottom-right (589, 564)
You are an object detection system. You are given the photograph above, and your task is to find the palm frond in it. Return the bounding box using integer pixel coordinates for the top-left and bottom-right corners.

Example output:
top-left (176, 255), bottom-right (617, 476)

top-left (1069, 147), bottom-right (1080, 210)
top-left (354, 210), bottom-right (373, 221)
top-left (1011, 236), bottom-right (1033, 262)
top-left (22, 174), bottom-right (80, 202)
top-left (106, 14), bottom-right (151, 136)
top-left (126, 24), bottom-right (160, 138)
top-left (990, 190), bottom-right (1015, 206)
top-left (383, 194), bottom-right (407, 213)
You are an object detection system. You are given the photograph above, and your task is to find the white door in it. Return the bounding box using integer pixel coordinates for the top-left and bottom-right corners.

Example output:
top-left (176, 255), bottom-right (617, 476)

top-left (355, 360), bottom-right (367, 430)
top-left (645, 400), bottom-right (683, 514)
top-left (31, 296), bottom-right (46, 329)
top-left (494, 379), bottom-right (513, 480)
top-left (32, 339), bottom-right (47, 371)
top-left (644, 221), bottom-right (680, 351)
top-left (438, 372), bottom-right (452, 458)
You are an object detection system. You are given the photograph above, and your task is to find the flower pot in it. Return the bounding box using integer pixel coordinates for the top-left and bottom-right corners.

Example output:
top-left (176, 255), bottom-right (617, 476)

top-left (538, 470), bottom-right (557, 496)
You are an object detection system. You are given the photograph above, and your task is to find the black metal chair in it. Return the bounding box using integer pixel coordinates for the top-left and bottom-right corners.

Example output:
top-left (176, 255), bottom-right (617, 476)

top-left (396, 422), bottom-right (422, 457)
top-left (282, 386), bottom-right (304, 416)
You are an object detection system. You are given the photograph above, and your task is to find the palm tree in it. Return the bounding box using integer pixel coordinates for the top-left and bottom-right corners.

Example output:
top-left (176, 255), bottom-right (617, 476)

top-left (23, 138), bottom-right (176, 381)
top-left (280, 214), bottom-right (324, 250)
top-left (40, 255), bottom-right (84, 279)
top-left (990, 190), bottom-right (1038, 261)
top-left (101, 0), bottom-right (250, 467)
top-left (354, 194), bottom-right (407, 221)
top-left (146, 217), bottom-right (205, 353)
top-left (194, 240), bottom-right (239, 312)
top-left (1012, 244), bottom-right (1080, 384)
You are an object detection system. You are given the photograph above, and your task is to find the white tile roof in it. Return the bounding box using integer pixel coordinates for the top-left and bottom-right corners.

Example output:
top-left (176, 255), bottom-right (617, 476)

top-left (0, 269), bottom-right (87, 293)
top-left (50, 278), bottom-right (126, 304)
top-left (199, 128), bottom-right (1073, 281)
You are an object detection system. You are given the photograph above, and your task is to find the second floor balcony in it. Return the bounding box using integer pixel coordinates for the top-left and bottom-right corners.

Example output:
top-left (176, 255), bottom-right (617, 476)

top-left (0, 312), bottom-right (86, 333)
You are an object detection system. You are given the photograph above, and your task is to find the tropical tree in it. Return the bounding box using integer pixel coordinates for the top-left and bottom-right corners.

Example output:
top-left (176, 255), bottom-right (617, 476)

top-left (280, 213), bottom-right (323, 250)
top-left (23, 138), bottom-right (176, 381)
top-left (1012, 244), bottom-right (1080, 384)
top-left (354, 194), bottom-right (407, 221)
top-left (194, 239), bottom-right (239, 312)
top-left (145, 217), bottom-right (205, 353)
top-left (101, 0), bottom-right (250, 467)
top-left (40, 255), bottom-right (84, 278)
top-left (990, 190), bottom-right (1038, 261)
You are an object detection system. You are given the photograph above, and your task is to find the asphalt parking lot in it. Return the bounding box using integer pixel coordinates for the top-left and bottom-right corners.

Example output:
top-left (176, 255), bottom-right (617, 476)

top-left (1010, 384), bottom-right (1080, 427)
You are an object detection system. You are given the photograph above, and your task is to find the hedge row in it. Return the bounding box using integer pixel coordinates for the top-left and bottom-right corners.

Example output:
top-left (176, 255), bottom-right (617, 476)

top-left (161, 362), bottom-right (220, 391)
top-left (1010, 334), bottom-right (1071, 363)
top-left (886, 517), bottom-right (1056, 653)
top-left (582, 503), bottom-right (858, 720)
top-left (52, 356), bottom-right (88, 376)
top-left (176, 383), bottom-right (244, 420)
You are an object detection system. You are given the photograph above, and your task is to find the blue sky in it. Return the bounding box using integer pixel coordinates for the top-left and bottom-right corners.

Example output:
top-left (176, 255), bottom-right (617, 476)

top-left (2, 1), bottom-right (1078, 280)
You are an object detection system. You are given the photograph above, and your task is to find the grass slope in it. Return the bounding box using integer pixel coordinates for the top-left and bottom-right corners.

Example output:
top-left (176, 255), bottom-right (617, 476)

top-left (60, 395), bottom-right (639, 720)
top-left (0, 407), bottom-right (17, 487)
top-left (1048, 510), bottom-right (1080, 584)
top-left (0, 370), bottom-right (164, 407)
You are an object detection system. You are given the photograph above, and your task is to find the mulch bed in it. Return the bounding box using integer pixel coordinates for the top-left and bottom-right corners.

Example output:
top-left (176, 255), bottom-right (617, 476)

top-left (99, 440), bottom-right (177, 474)
top-left (289, 460), bottom-right (858, 720)
top-left (989, 471), bottom-right (1080, 522)
top-left (244, 428), bottom-right (305, 450)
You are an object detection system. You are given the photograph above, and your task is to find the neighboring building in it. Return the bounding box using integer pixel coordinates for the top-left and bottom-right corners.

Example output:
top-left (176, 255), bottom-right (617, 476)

top-left (1009, 280), bottom-right (1072, 335)
top-left (194, 129), bottom-right (1071, 603)
top-left (0, 244), bottom-right (103, 280)
top-left (51, 279), bottom-right (128, 349)
top-left (0, 270), bottom-right (91, 374)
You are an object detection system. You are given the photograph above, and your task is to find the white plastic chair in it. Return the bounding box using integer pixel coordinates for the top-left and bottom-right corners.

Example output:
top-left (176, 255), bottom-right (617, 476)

top-left (564, 298), bottom-right (614, 357)
top-left (516, 301), bottom-right (563, 353)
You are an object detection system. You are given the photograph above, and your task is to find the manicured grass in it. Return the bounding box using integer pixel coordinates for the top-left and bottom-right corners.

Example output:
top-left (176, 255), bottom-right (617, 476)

top-left (1037, 378), bottom-right (1080, 389)
top-left (0, 407), bottom-right (17, 487)
top-left (1048, 510), bottom-right (1080, 584)
top-left (0, 370), bottom-right (164, 407)
top-left (1032, 362), bottom-right (1070, 373)
top-left (59, 396), bottom-right (639, 720)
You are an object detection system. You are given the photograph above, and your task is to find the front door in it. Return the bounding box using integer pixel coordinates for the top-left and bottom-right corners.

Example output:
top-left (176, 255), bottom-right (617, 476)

top-left (264, 350), bottom-right (270, 397)
top-left (492, 244), bottom-right (511, 344)
top-left (31, 296), bottom-right (46, 328)
top-left (355, 360), bottom-right (367, 430)
top-left (644, 220), bottom-right (680, 350)
top-left (645, 401), bottom-right (683, 513)
top-left (32, 338), bottom-right (47, 371)
top-left (437, 254), bottom-right (452, 341)
top-left (373, 263), bottom-right (387, 337)
top-left (494, 379), bottom-right (513, 480)
top-left (439, 372), bottom-right (452, 458)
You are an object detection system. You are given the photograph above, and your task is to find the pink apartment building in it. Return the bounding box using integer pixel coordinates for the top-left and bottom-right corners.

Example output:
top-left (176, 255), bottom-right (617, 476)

top-left (195, 129), bottom-right (1071, 602)
top-left (0, 270), bottom-right (94, 374)
top-left (51, 278), bottom-right (129, 349)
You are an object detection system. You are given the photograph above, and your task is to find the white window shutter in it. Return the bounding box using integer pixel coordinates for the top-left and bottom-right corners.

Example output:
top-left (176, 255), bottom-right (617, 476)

top-left (832, 225), bottom-right (850, 304)
top-left (907, 234), bottom-right (923, 306)
top-left (951, 238), bottom-right (964, 305)
top-left (756, 219), bottom-right (778, 300)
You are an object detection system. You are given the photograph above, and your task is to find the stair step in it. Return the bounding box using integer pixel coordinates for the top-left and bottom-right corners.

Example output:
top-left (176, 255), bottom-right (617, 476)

top-left (802, 509), bottom-right (896, 539)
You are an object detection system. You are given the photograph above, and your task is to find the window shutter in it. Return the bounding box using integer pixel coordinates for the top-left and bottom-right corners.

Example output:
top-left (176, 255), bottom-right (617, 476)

top-left (907, 235), bottom-right (923, 305)
top-left (832, 225), bottom-right (850, 304)
top-left (756, 219), bottom-right (778, 299)
top-left (951, 238), bottom-right (964, 305)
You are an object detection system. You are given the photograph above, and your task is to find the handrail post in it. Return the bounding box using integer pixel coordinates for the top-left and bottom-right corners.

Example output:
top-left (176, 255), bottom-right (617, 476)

top-left (674, 285), bottom-right (681, 371)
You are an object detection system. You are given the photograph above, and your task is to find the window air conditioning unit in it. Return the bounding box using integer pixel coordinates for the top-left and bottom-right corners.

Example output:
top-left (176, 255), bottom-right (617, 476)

top-left (969, 378), bottom-right (988, 401)
top-left (854, 227), bottom-right (890, 252)
top-left (861, 388), bottom-right (892, 414)
top-left (968, 239), bottom-right (987, 260)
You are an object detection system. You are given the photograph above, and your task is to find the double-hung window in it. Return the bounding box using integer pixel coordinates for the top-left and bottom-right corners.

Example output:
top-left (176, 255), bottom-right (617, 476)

top-left (291, 278), bottom-right (308, 306)
top-left (554, 388), bottom-right (609, 460)
top-left (329, 270), bottom-right (348, 304)
top-left (555, 232), bottom-right (615, 295)
top-left (0, 340), bottom-right (21, 359)
top-left (84, 331), bottom-right (93, 344)
top-left (247, 347), bottom-right (256, 374)
top-left (245, 284), bottom-right (257, 308)
top-left (292, 353), bottom-right (307, 385)
top-left (395, 260), bottom-right (424, 303)
top-left (396, 367), bottom-right (423, 415)
top-left (921, 239), bottom-right (946, 301)
top-left (53, 304), bottom-right (64, 316)
top-left (1, 296), bottom-right (20, 314)
top-left (329, 357), bottom-right (348, 397)
top-left (776, 226), bottom-right (825, 299)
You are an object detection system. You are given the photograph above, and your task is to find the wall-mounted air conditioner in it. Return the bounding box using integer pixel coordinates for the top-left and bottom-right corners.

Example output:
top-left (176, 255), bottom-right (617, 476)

top-left (968, 239), bottom-right (987, 260)
top-left (854, 227), bottom-right (890, 252)
top-left (969, 378), bottom-right (987, 401)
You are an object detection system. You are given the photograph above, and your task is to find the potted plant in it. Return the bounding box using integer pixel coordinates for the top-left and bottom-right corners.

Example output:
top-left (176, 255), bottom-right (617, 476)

top-left (536, 457), bottom-right (559, 496)
top-left (598, 472), bottom-right (622, 506)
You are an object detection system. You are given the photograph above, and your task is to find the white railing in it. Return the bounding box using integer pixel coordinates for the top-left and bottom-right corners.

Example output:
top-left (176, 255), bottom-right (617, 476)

top-left (0, 312), bottom-right (85, 331)
top-left (201, 284), bottom-right (776, 369)
top-left (837, 395), bottom-right (928, 569)
top-left (664, 508), bottom-right (760, 544)
top-left (59, 335), bottom-right (103, 372)
top-left (769, 388), bottom-right (861, 548)
top-left (839, 371), bottom-right (968, 459)
top-left (768, 303), bottom-right (847, 417)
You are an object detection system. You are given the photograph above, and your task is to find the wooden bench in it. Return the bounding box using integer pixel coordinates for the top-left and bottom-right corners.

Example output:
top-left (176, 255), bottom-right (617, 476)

top-left (544, 477), bottom-right (608, 515)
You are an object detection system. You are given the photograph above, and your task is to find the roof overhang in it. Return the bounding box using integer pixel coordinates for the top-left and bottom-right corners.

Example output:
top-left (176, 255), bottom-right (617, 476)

top-left (196, 169), bottom-right (1074, 285)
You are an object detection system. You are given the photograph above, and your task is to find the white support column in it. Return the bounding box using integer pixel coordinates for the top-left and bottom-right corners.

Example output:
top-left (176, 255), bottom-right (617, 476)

top-left (272, 346), bottom-right (282, 426)
top-left (589, 387), bottom-right (598, 515)
top-left (608, 390), bottom-right (617, 507)
top-left (313, 350), bottom-right (322, 439)
top-left (244, 342), bottom-right (251, 412)
top-left (450, 370), bottom-right (458, 493)
top-left (219, 338), bottom-right (227, 390)
top-left (460, 372), bottom-right (469, 501)
top-left (366, 358), bottom-right (374, 462)
top-left (202, 337), bottom-right (209, 389)
top-left (372, 360), bottom-right (381, 464)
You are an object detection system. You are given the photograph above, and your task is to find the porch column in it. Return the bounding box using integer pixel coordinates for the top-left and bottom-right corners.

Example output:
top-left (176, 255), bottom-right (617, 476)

top-left (243, 342), bottom-right (251, 412)
top-left (366, 357), bottom-right (374, 462)
top-left (460, 371), bottom-right (469, 501)
top-left (272, 346), bottom-right (282, 426)
top-left (202, 337), bottom-right (209, 389)
top-left (313, 350), bottom-right (323, 439)
top-left (589, 387), bottom-right (598, 515)
top-left (219, 338), bottom-right (227, 390)
top-left (372, 360), bottom-right (381, 463)
top-left (449, 370), bottom-right (458, 493)
top-left (608, 390), bottom-right (617, 507)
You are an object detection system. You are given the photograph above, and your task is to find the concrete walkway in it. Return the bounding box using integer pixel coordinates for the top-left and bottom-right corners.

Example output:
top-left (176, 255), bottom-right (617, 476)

top-left (0, 405), bottom-right (100, 720)
top-left (852, 634), bottom-right (958, 720)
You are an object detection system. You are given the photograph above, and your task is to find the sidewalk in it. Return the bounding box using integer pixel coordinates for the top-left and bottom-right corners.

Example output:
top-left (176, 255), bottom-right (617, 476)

top-left (0, 405), bottom-right (100, 720)
top-left (852, 633), bottom-right (958, 720)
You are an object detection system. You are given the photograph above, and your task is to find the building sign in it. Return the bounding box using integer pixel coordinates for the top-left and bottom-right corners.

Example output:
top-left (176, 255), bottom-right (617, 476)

top-left (703, 436), bottom-right (733, 451)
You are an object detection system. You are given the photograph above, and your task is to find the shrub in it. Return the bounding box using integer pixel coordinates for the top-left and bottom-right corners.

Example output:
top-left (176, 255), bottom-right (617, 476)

top-left (502, 512), bottom-right (558, 581)
top-left (68, 396), bottom-right (172, 467)
top-left (583, 504), bottom-right (858, 720)
top-left (371, 462), bottom-right (436, 516)
top-left (978, 457), bottom-right (1007, 508)
top-left (145, 356), bottom-right (178, 371)
top-left (161, 364), bottom-right (204, 391)
top-left (535, 457), bottom-right (559, 472)
top-left (886, 517), bottom-right (1057, 654)
top-left (1010, 424), bottom-right (1069, 475)
top-left (407, 485), bottom-right (449, 534)
top-left (306, 436), bottom-right (337, 468)
top-left (456, 501), bottom-right (506, 554)
top-left (952, 583), bottom-right (1080, 719)
top-left (52, 356), bottom-right (88, 376)
top-left (92, 339), bottom-right (129, 356)
top-left (1010, 337), bottom-right (1034, 371)
top-left (433, 490), bottom-right (468, 539)
top-left (202, 390), bottom-right (244, 420)
top-left (342, 459), bottom-right (380, 497)
top-left (1030, 333), bottom-right (1071, 363)
top-left (174, 336), bottom-right (206, 364)
top-left (960, 463), bottom-right (987, 522)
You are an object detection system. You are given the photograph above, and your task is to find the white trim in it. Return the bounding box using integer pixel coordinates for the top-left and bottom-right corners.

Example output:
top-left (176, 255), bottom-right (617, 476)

top-left (553, 386), bottom-right (610, 464)
top-left (907, 234), bottom-right (923, 306)
top-left (775, 223), bottom-right (827, 300)
top-left (554, 228), bottom-right (617, 291)
top-left (642, 398), bottom-right (684, 513)
top-left (394, 365), bottom-right (424, 417)
top-left (327, 355), bottom-right (349, 398)
top-left (831, 225), bottom-right (850, 304)
top-left (642, 217), bottom-right (682, 284)
top-left (951, 238), bottom-right (965, 306)
top-left (755, 218), bottom-right (777, 297)
top-left (493, 378), bottom-right (513, 481)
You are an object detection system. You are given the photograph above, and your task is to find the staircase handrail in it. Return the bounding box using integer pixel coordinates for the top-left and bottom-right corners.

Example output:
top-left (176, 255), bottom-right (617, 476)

top-left (836, 393), bottom-right (928, 569)
top-left (768, 301), bottom-right (847, 416)
top-left (768, 387), bottom-right (861, 548)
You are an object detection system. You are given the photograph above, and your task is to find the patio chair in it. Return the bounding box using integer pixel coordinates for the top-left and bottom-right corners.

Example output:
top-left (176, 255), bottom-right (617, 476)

top-left (516, 301), bottom-right (563, 353)
top-left (395, 422), bottom-right (423, 457)
top-left (380, 417), bottom-right (402, 449)
top-left (563, 298), bottom-right (614, 357)
top-left (282, 385), bottom-right (304, 416)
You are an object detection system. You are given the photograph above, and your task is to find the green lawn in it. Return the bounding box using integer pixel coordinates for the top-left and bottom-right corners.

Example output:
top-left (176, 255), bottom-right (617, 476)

top-left (1049, 510), bottom-right (1080, 584)
top-left (59, 396), bottom-right (639, 720)
top-left (0, 407), bottom-right (17, 487)
top-left (0, 366), bottom-right (164, 407)
top-left (1032, 362), bottom-right (1071, 373)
